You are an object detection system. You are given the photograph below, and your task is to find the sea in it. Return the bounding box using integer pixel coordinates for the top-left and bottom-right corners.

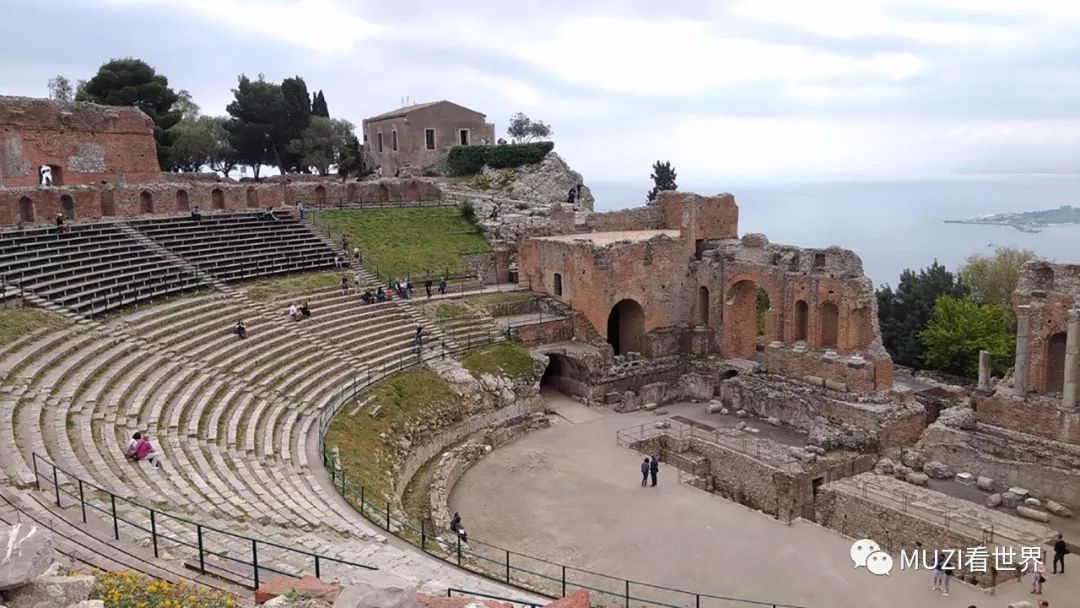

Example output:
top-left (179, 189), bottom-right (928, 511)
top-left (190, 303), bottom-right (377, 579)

top-left (588, 175), bottom-right (1080, 288)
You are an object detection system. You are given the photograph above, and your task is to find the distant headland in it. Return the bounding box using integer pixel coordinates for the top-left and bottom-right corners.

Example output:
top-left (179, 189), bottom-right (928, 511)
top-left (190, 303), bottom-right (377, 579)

top-left (945, 205), bottom-right (1080, 233)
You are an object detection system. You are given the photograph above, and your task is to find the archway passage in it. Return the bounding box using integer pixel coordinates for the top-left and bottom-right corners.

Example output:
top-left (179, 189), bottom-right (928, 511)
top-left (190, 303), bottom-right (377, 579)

top-left (756, 288), bottom-right (771, 338)
top-left (176, 190), bottom-right (189, 212)
top-left (606, 299), bottom-right (645, 356)
top-left (315, 185), bottom-right (327, 206)
top-left (820, 302), bottom-right (839, 349)
top-left (60, 195), bottom-right (75, 219)
top-left (139, 191), bottom-right (153, 214)
top-left (211, 188), bottom-right (225, 210)
top-left (246, 187), bottom-right (259, 208)
top-left (794, 300), bottom-right (809, 342)
top-left (723, 280), bottom-right (758, 360)
top-left (696, 286), bottom-right (710, 326)
top-left (1047, 332), bottom-right (1067, 393)
top-left (541, 354), bottom-right (564, 390)
top-left (101, 190), bottom-right (116, 216)
top-left (19, 197), bottom-right (35, 223)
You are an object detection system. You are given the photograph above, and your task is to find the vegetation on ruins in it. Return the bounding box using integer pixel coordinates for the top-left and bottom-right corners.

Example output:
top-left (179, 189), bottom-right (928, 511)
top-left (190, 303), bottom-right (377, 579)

top-left (91, 570), bottom-right (237, 608)
top-left (447, 141), bottom-right (555, 175)
top-left (647, 160), bottom-right (678, 202)
top-left (319, 207), bottom-right (491, 279)
top-left (169, 116), bottom-right (239, 176)
top-left (47, 75), bottom-right (74, 101)
top-left (876, 261), bottom-right (968, 369)
top-left (286, 116), bottom-right (357, 176)
top-left (460, 342), bottom-right (536, 381)
top-left (959, 246), bottom-right (1037, 310)
top-left (76, 58), bottom-right (182, 168)
top-left (921, 295), bottom-right (1015, 377)
top-left (0, 307), bottom-right (69, 347)
top-left (506, 111), bottom-right (553, 143)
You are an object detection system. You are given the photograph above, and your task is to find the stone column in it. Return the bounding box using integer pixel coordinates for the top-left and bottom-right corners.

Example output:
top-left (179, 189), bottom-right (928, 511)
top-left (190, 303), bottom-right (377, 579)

top-left (1013, 305), bottom-right (1031, 397)
top-left (978, 350), bottom-right (991, 390)
top-left (1063, 308), bottom-right (1079, 410)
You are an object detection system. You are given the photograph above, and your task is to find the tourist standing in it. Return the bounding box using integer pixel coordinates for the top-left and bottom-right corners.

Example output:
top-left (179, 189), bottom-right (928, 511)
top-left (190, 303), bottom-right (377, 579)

top-left (424, 279), bottom-right (433, 299)
top-left (298, 202), bottom-right (306, 219)
top-left (438, 277), bottom-right (447, 296)
top-left (649, 456), bottom-right (659, 487)
top-left (414, 325), bottom-right (424, 353)
top-left (932, 552), bottom-right (944, 591)
top-left (640, 457), bottom-right (650, 487)
top-left (1053, 534), bottom-right (1068, 574)
top-left (1031, 557), bottom-right (1046, 594)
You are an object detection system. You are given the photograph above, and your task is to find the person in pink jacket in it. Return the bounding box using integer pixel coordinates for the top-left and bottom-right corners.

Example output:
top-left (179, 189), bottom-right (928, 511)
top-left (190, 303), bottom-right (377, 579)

top-left (132, 434), bottom-right (162, 469)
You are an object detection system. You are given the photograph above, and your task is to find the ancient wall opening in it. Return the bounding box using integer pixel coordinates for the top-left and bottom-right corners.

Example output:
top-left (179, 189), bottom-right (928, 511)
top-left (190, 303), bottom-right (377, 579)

top-left (19, 197), bottom-right (34, 223)
top-left (541, 354), bottom-right (564, 389)
top-left (553, 273), bottom-right (563, 296)
top-left (246, 187), bottom-right (259, 209)
top-left (100, 190), bottom-right (116, 216)
top-left (378, 184), bottom-right (390, 202)
top-left (60, 195), bottom-right (75, 219)
top-left (139, 191), bottom-right (153, 214)
top-left (723, 280), bottom-right (759, 359)
top-left (315, 185), bottom-right (327, 206)
top-left (407, 181), bottom-right (420, 201)
top-left (696, 286), bottom-right (710, 326)
top-left (756, 288), bottom-right (771, 339)
top-left (794, 300), bottom-right (809, 342)
top-left (176, 190), bottom-right (189, 212)
top-left (1047, 332), bottom-right (1067, 393)
top-left (820, 302), bottom-right (839, 349)
top-left (346, 183), bottom-right (357, 202)
top-left (607, 299), bottom-right (645, 356)
top-left (211, 188), bottom-right (225, 210)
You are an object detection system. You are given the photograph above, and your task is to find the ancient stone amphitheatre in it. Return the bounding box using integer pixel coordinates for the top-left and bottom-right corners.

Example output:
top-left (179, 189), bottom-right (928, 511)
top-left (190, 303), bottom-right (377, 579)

top-left (1, 95), bottom-right (1079, 608)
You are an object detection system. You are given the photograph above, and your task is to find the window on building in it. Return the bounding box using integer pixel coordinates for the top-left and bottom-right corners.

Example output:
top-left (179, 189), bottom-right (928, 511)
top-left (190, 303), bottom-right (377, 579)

top-left (459, 129), bottom-right (470, 145)
top-left (363, 133), bottom-right (368, 143)
top-left (425, 129), bottom-right (436, 150)
top-left (392, 130), bottom-right (398, 151)
top-left (554, 273), bottom-right (563, 296)
top-left (377, 132), bottom-right (383, 153)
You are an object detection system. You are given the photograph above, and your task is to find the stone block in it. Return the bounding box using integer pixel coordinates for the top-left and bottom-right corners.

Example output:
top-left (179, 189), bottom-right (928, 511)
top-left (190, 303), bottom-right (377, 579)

top-left (976, 476), bottom-right (994, 492)
top-left (706, 400), bottom-right (724, 414)
top-left (643, 402), bottom-right (658, 411)
top-left (720, 408), bottom-right (729, 415)
top-left (1045, 500), bottom-right (1073, 517)
top-left (678, 373), bottom-right (713, 401)
top-left (69, 601), bottom-right (105, 608)
top-left (1008, 487), bottom-right (1030, 498)
top-left (735, 409), bottom-right (748, 418)
top-left (744, 427), bottom-right (760, 434)
top-left (605, 392), bottom-right (622, 404)
top-left (0, 524), bottom-right (55, 591)
top-left (543, 590), bottom-right (590, 608)
top-left (874, 458), bottom-right (895, 475)
top-left (824, 379), bottom-right (848, 392)
top-left (766, 416), bottom-right (781, 426)
top-left (1024, 497), bottom-right (1041, 507)
top-left (333, 570), bottom-right (416, 608)
top-left (257, 575), bottom-right (343, 605)
top-left (900, 450), bottom-right (924, 470)
top-left (986, 493), bottom-right (1002, 508)
top-left (805, 375), bottom-right (824, 387)
top-left (955, 472), bottom-right (975, 486)
top-left (1001, 491), bottom-right (1019, 509)
top-left (1016, 506), bottom-right (1050, 523)
top-left (654, 421), bottom-right (670, 429)
top-left (922, 461), bottom-right (953, 480)
top-left (735, 421), bottom-right (746, 431)
top-left (639, 382), bottom-right (665, 406)
top-left (5, 575), bottom-right (94, 608)
top-left (905, 472), bottom-right (929, 486)
top-left (1007, 602), bottom-right (1033, 608)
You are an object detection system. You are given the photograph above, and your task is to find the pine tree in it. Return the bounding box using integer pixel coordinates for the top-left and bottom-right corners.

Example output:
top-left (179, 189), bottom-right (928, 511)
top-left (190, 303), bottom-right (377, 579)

top-left (312, 91), bottom-right (329, 118)
top-left (647, 161), bottom-right (677, 202)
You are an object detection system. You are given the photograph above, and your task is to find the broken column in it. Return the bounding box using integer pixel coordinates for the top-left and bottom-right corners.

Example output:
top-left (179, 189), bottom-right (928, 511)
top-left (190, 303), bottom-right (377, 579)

top-left (978, 350), bottom-right (991, 390)
top-left (1013, 305), bottom-right (1031, 397)
top-left (1064, 308), bottom-right (1079, 411)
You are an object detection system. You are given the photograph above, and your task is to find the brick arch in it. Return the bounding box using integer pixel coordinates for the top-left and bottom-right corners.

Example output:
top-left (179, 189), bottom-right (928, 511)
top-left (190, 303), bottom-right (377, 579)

top-left (696, 286), bottom-right (710, 326)
top-left (315, 185), bottom-right (327, 205)
top-left (820, 301), bottom-right (840, 349)
top-left (1046, 332), bottom-right (1067, 393)
top-left (60, 194), bottom-right (75, 219)
top-left (607, 298), bottom-right (645, 356)
top-left (246, 187), bottom-right (259, 208)
top-left (346, 183), bottom-right (357, 203)
top-left (211, 188), bottom-right (225, 210)
top-left (794, 299), bottom-right (809, 342)
top-left (139, 191), bottom-right (153, 214)
top-left (176, 189), bottom-right (189, 212)
top-left (100, 190), bottom-right (116, 217)
top-left (18, 196), bottom-right (35, 223)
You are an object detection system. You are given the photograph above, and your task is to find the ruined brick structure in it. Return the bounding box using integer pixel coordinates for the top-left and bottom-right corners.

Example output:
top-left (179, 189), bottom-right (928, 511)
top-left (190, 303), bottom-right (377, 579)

top-left (0, 96), bottom-right (160, 188)
top-left (518, 191), bottom-right (894, 392)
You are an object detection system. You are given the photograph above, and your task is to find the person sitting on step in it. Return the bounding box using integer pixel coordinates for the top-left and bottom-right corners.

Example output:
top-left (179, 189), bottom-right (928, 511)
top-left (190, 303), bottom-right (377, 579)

top-left (300, 301), bottom-right (311, 318)
top-left (125, 432), bottom-right (142, 460)
top-left (235, 319), bottom-right (247, 340)
top-left (132, 433), bottom-right (162, 469)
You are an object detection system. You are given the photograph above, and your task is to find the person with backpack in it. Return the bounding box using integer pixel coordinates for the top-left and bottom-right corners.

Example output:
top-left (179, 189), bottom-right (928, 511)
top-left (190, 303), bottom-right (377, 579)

top-left (649, 455), bottom-right (660, 487)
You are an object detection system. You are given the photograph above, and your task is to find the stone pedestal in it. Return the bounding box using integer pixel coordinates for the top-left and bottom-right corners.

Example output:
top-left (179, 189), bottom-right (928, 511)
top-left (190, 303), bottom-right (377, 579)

top-left (1063, 308), bottom-right (1078, 411)
top-left (1013, 305), bottom-right (1031, 397)
top-left (978, 350), bottom-right (991, 390)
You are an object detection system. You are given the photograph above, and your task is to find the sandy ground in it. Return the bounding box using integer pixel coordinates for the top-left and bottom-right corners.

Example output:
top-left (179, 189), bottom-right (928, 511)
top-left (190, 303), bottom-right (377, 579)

top-left (450, 392), bottom-right (1080, 608)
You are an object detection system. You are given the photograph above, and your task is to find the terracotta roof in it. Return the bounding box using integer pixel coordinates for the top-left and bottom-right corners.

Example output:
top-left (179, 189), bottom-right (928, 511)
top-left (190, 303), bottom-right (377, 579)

top-left (364, 100), bottom-right (482, 122)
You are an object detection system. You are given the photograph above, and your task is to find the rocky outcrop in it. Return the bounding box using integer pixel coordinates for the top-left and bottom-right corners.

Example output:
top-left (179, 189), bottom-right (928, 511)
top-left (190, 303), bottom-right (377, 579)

top-left (0, 524), bottom-right (54, 591)
top-left (333, 570), bottom-right (416, 608)
top-left (479, 152), bottom-right (592, 211)
top-left (4, 573), bottom-right (95, 608)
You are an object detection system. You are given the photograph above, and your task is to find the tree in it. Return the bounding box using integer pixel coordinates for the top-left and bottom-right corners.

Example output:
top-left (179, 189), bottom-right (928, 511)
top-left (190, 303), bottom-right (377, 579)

top-left (47, 76), bottom-right (73, 101)
top-left (921, 295), bottom-right (1015, 378)
top-left (336, 135), bottom-right (369, 180)
top-left (312, 90), bottom-right (329, 118)
top-left (280, 76), bottom-right (312, 172)
top-left (76, 58), bottom-right (181, 168)
top-left (168, 115), bottom-right (238, 176)
top-left (224, 74), bottom-right (283, 180)
top-left (204, 116), bottom-right (240, 178)
top-left (647, 161), bottom-right (678, 202)
top-left (287, 116), bottom-right (354, 176)
top-left (876, 261), bottom-right (968, 369)
top-left (959, 247), bottom-right (1037, 310)
top-left (506, 112), bottom-right (552, 143)
top-left (173, 90), bottom-right (200, 121)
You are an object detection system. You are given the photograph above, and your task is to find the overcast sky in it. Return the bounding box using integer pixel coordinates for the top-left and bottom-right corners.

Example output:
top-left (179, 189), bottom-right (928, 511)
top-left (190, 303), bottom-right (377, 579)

top-left (4, 0), bottom-right (1080, 184)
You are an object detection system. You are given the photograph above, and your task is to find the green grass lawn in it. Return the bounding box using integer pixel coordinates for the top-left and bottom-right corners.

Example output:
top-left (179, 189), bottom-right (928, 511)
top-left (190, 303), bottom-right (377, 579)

top-left (318, 207), bottom-right (491, 280)
top-left (241, 270), bottom-right (356, 301)
top-left (325, 368), bottom-right (456, 503)
top-left (0, 307), bottom-right (69, 347)
top-left (459, 342), bottom-right (536, 382)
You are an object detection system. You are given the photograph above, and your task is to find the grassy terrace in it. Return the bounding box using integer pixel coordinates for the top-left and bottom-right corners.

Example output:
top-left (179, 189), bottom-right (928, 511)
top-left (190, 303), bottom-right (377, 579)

top-left (240, 269), bottom-right (355, 301)
top-left (318, 207), bottom-right (491, 279)
top-left (459, 342), bottom-right (536, 382)
top-left (0, 306), bottom-right (69, 347)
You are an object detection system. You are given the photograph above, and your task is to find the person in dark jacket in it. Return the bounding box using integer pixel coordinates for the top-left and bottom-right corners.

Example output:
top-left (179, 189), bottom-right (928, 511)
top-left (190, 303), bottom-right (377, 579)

top-left (649, 455), bottom-right (659, 487)
top-left (640, 457), bottom-right (650, 487)
top-left (1053, 534), bottom-right (1068, 574)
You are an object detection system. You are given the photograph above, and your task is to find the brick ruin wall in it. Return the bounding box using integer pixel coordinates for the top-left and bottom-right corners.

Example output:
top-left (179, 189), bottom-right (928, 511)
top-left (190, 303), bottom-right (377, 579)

top-left (0, 178), bottom-right (442, 226)
top-left (1011, 260), bottom-right (1080, 394)
top-left (973, 392), bottom-right (1080, 444)
top-left (1, 96), bottom-right (161, 188)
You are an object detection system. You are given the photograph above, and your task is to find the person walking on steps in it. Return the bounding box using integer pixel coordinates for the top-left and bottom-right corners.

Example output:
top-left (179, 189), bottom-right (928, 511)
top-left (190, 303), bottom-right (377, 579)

top-left (640, 457), bottom-right (650, 487)
top-left (649, 455), bottom-right (659, 487)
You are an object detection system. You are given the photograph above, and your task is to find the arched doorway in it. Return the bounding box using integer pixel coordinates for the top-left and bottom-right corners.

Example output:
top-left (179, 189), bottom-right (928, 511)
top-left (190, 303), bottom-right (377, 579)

top-left (19, 196), bottom-right (35, 223)
top-left (100, 190), bottom-right (116, 216)
top-left (696, 286), bottom-right (710, 326)
top-left (820, 302), bottom-right (839, 349)
top-left (246, 187), bottom-right (259, 208)
top-left (541, 354), bottom-right (564, 389)
top-left (606, 299), bottom-right (645, 356)
top-left (315, 185), bottom-right (327, 206)
top-left (1047, 332), bottom-right (1067, 393)
top-left (723, 280), bottom-right (758, 359)
top-left (554, 273), bottom-right (563, 296)
top-left (60, 195), bottom-right (75, 219)
top-left (176, 189), bottom-right (189, 212)
top-left (139, 191), bottom-right (153, 214)
top-left (794, 300), bottom-right (809, 342)
top-left (346, 183), bottom-right (357, 203)
top-left (211, 188), bottom-right (225, 210)
top-left (756, 288), bottom-right (771, 338)
top-left (378, 184), bottom-right (390, 202)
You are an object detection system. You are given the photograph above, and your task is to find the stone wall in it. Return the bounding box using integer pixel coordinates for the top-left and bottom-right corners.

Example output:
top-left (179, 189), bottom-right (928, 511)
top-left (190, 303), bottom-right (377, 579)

top-left (0, 96), bottom-right (160, 188)
top-left (512, 318), bottom-right (574, 346)
top-left (1012, 260), bottom-right (1080, 394)
top-left (974, 391), bottom-right (1080, 445)
top-left (463, 250), bottom-right (510, 284)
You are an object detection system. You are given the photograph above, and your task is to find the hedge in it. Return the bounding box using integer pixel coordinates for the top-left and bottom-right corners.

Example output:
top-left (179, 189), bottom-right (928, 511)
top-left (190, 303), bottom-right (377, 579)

top-left (447, 141), bottom-right (554, 175)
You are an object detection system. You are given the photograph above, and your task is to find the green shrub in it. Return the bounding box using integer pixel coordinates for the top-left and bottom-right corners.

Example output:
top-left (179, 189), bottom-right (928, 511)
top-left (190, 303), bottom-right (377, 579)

top-left (460, 201), bottom-right (477, 225)
top-left (447, 142), bottom-right (554, 175)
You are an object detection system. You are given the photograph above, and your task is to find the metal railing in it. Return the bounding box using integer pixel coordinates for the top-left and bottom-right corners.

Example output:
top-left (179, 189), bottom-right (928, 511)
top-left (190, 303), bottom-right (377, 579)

top-left (616, 422), bottom-right (804, 475)
top-left (317, 342), bottom-right (811, 608)
top-left (447, 587), bottom-right (543, 607)
top-left (31, 453), bottom-right (378, 590)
